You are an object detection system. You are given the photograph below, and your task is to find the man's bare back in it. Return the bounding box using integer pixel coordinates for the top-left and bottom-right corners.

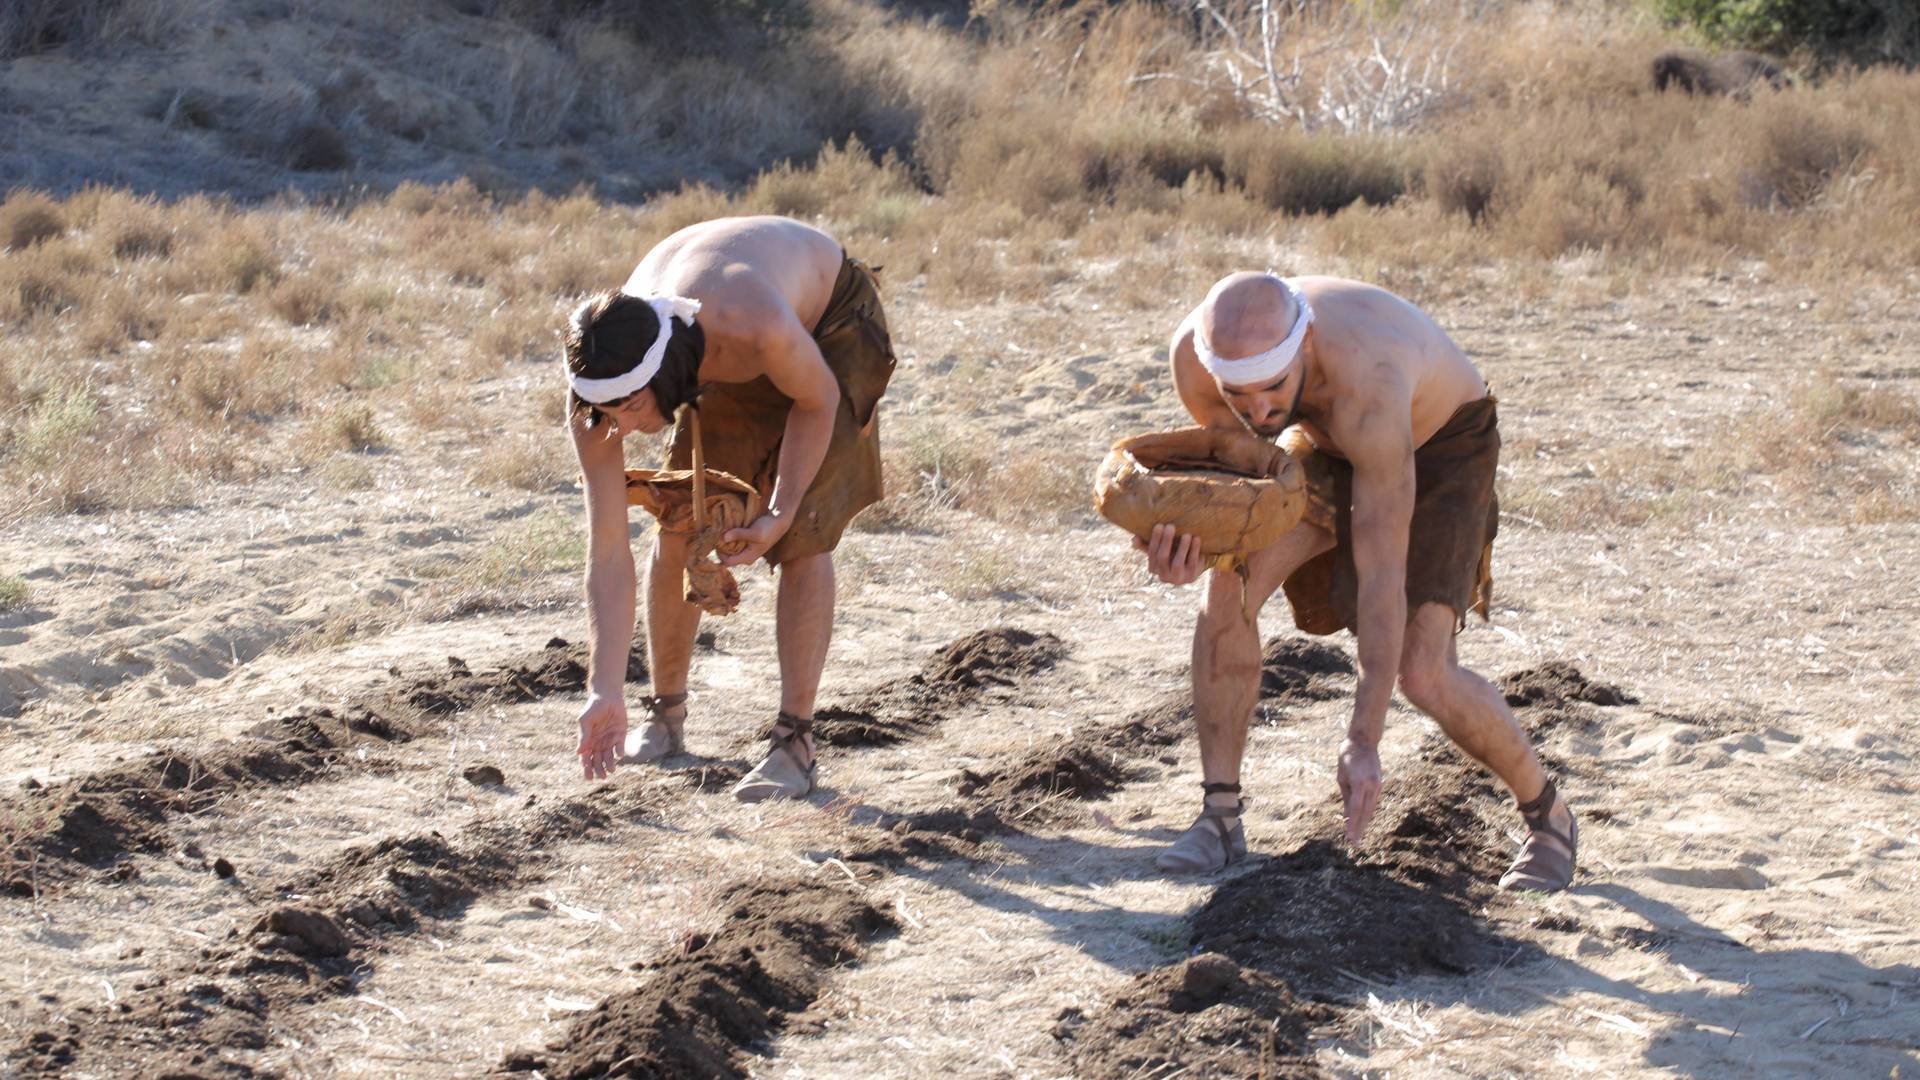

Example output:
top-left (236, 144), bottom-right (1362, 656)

top-left (625, 216), bottom-right (844, 386)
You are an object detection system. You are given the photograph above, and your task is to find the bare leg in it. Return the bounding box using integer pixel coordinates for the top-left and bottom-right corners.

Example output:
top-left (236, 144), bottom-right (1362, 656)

top-left (730, 551), bottom-right (835, 802)
top-left (645, 531), bottom-right (700, 716)
top-left (1397, 603), bottom-right (1575, 868)
top-left (772, 551), bottom-right (835, 766)
top-left (1160, 523), bottom-right (1332, 872)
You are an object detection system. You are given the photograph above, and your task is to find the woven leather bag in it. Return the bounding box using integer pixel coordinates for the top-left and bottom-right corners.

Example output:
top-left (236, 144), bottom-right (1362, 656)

top-left (625, 408), bottom-right (764, 616)
top-left (1093, 426), bottom-right (1309, 564)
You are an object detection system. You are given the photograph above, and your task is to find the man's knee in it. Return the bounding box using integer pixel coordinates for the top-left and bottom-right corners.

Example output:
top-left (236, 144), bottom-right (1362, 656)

top-left (775, 550), bottom-right (833, 578)
top-left (1397, 656), bottom-right (1451, 714)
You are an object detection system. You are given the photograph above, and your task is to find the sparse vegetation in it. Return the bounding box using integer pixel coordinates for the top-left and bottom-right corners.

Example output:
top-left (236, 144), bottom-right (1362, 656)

top-left (0, 575), bottom-right (30, 612)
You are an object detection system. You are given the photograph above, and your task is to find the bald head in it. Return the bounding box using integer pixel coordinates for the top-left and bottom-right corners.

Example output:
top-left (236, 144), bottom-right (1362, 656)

top-left (1199, 272), bottom-right (1302, 361)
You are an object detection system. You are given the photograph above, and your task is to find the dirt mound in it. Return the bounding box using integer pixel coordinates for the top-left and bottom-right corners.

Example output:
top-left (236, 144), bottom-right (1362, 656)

top-left (959, 741), bottom-right (1129, 808)
top-left (382, 636), bottom-right (647, 716)
top-left (1057, 954), bottom-right (1330, 1079)
top-left (844, 807), bottom-right (1003, 866)
top-left (2, 706), bottom-right (407, 896)
top-left (1260, 636), bottom-right (1356, 705)
top-left (511, 880), bottom-right (894, 1079)
top-left (1062, 744), bottom-right (1542, 1077)
top-left (1498, 661), bottom-right (1636, 709)
top-left (943, 689), bottom-right (1187, 823)
top-left (4, 781), bottom-right (654, 1076)
top-left (818, 628), bottom-right (1066, 749)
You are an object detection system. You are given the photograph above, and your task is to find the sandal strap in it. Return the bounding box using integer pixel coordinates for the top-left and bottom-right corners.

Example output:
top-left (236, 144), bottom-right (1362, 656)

top-left (1202, 813), bottom-right (1243, 866)
top-left (1201, 781), bottom-right (1246, 815)
top-left (768, 712), bottom-right (816, 776)
top-left (643, 692), bottom-right (688, 716)
top-left (1514, 777), bottom-right (1576, 854)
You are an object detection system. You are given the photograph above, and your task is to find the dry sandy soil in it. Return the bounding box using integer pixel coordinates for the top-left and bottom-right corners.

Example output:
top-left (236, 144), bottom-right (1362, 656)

top-left (3, 260), bottom-right (1918, 1077)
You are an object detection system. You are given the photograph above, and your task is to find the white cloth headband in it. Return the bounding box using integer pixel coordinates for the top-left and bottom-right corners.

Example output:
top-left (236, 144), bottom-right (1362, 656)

top-left (566, 293), bottom-right (702, 404)
top-left (1194, 276), bottom-right (1313, 388)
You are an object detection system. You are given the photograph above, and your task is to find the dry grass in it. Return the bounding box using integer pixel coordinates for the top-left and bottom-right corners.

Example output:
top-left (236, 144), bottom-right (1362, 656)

top-left (2, 1), bottom-right (1918, 526)
top-left (0, 574), bottom-right (29, 612)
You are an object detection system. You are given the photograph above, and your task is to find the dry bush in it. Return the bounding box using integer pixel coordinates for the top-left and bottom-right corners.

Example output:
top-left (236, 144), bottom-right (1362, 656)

top-left (264, 273), bottom-right (336, 326)
top-left (1, 190), bottom-right (64, 250)
top-left (0, 575), bottom-right (29, 612)
top-left (0, 240), bottom-right (93, 324)
top-left (86, 191), bottom-right (176, 260)
top-left (1221, 124), bottom-right (1407, 215)
top-left (1739, 101), bottom-right (1873, 209)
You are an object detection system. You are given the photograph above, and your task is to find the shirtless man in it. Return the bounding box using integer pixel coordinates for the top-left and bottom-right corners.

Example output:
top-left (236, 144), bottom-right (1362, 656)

top-left (1140, 271), bottom-right (1576, 891)
top-left (567, 216), bottom-right (895, 800)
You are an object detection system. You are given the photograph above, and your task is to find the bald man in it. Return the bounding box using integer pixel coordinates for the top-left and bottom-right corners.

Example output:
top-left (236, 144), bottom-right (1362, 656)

top-left (1138, 272), bottom-right (1576, 891)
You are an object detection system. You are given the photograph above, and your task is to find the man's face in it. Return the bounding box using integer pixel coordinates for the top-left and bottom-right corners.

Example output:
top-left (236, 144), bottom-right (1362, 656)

top-left (599, 388), bottom-right (668, 437)
top-left (1218, 363), bottom-right (1299, 437)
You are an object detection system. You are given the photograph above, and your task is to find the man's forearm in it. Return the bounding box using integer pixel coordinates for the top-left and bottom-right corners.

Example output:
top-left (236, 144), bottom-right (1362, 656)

top-left (1349, 578), bottom-right (1405, 747)
top-left (768, 403), bottom-right (837, 519)
top-left (585, 558), bottom-right (636, 697)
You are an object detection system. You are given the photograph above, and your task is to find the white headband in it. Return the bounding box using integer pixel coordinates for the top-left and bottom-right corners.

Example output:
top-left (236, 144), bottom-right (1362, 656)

top-left (1194, 276), bottom-right (1313, 388)
top-left (566, 293), bottom-right (702, 405)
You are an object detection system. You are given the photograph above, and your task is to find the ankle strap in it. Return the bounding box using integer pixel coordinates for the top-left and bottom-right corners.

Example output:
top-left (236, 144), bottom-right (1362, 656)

top-left (773, 711), bottom-right (812, 743)
top-left (1515, 776), bottom-right (1558, 820)
top-left (643, 692), bottom-right (688, 714)
top-left (1201, 781), bottom-right (1245, 814)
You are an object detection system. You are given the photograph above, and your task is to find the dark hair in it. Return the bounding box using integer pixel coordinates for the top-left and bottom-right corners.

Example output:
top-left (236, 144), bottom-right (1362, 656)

top-left (563, 290), bottom-right (706, 429)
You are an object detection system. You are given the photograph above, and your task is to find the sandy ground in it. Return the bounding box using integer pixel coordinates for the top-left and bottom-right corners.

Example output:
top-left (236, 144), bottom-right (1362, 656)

top-left (3, 264), bottom-right (1918, 1077)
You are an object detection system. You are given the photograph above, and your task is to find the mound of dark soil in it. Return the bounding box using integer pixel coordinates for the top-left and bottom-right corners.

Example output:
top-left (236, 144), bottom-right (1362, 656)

top-left (5, 780), bottom-right (653, 1076)
top-left (844, 807), bottom-right (1004, 866)
top-left (818, 628), bottom-right (1066, 749)
top-left (384, 636), bottom-right (646, 715)
top-left (1498, 661), bottom-right (1635, 709)
top-left (1057, 954), bottom-right (1330, 1079)
top-left (958, 741), bottom-right (1129, 809)
top-left (515, 880), bottom-right (893, 1079)
top-left (2, 706), bottom-right (408, 896)
top-left (1260, 636), bottom-right (1356, 705)
top-left (1061, 743), bottom-right (1543, 1077)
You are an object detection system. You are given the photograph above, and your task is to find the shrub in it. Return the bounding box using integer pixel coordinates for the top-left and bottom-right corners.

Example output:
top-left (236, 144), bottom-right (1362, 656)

top-left (0, 576), bottom-right (29, 613)
top-left (1222, 127), bottom-right (1407, 216)
top-left (1740, 104), bottom-right (1872, 209)
top-left (1, 190), bottom-right (64, 250)
top-left (1657, 0), bottom-right (1918, 65)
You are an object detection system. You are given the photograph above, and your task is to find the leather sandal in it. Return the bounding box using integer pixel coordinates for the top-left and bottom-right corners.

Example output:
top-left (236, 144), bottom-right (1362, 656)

top-left (621, 693), bottom-right (687, 764)
top-left (730, 712), bottom-right (818, 802)
top-left (1155, 782), bottom-right (1249, 874)
top-left (1499, 776), bottom-right (1578, 892)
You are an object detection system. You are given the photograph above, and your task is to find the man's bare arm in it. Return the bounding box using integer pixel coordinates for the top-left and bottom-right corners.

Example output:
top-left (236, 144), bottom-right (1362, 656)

top-left (716, 291), bottom-right (839, 564)
top-left (1340, 388), bottom-right (1417, 747)
top-left (573, 414), bottom-right (637, 698)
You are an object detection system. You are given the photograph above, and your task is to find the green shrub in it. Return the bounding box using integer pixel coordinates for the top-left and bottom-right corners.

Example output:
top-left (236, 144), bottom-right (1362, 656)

top-left (1658, 0), bottom-right (1918, 65)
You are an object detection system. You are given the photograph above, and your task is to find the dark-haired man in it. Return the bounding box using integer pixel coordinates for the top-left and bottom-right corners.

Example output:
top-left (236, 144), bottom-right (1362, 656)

top-left (1139, 272), bottom-right (1577, 891)
top-left (566, 215), bottom-right (895, 800)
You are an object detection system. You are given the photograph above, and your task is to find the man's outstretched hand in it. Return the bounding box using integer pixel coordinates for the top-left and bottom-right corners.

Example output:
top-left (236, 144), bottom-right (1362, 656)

top-left (1136, 523), bottom-right (1206, 585)
top-left (577, 694), bottom-right (628, 780)
top-left (1336, 738), bottom-right (1383, 845)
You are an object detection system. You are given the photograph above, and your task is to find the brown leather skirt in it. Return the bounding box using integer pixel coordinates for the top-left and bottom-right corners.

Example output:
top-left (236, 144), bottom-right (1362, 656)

top-left (664, 253), bottom-right (895, 565)
top-left (1281, 396), bottom-right (1500, 635)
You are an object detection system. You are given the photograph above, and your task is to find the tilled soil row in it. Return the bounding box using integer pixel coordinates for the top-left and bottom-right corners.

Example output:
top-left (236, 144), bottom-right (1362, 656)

top-left (1054, 660), bottom-right (1637, 1077)
top-left (8, 627), bottom-right (1070, 1077)
top-left (812, 626), bottom-right (1068, 749)
top-left (5, 769), bottom-right (668, 1077)
top-left (499, 879), bottom-right (896, 1079)
top-left (844, 636), bottom-right (1358, 866)
top-left (0, 637), bottom-right (646, 897)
